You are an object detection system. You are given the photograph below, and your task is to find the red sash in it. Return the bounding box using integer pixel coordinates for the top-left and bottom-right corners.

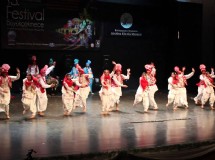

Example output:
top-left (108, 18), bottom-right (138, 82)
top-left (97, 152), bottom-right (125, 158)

top-left (140, 77), bottom-right (148, 90)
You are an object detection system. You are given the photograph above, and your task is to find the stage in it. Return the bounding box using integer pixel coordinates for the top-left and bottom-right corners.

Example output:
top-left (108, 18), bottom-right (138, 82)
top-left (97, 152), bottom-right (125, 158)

top-left (0, 90), bottom-right (215, 160)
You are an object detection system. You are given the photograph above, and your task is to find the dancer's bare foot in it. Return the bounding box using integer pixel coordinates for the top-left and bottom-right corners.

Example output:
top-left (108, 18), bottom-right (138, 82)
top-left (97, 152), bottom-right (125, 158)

top-left (29, 114), bottom-right (36, 119)
top-left (6, 114), bottom-right (10, 119)
top-left (105, 111), bottom-right (110, 115)
top-left (64, 111), bottom-right (68, 116)
top-left (173, 107), bottom-right (177, 111)
top-left (23, 110), bottom-right (26, 115)
top-left (210, 106), bottom-right (215, 110)
top-left (194, 98), bottom-right (198, 105)
top-left (133, 101), bottom-right (137, 107)
top-left (101, 111), bottom-right (106, 115)
top-left (38, 112), bottom-right (45, 116)
top-left (201, 105), bottom-right (204, 109)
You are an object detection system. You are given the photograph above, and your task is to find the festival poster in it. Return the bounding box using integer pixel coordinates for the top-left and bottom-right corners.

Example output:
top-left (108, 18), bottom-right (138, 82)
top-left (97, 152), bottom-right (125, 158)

top-left (1, 0), bottom-right (100, 50)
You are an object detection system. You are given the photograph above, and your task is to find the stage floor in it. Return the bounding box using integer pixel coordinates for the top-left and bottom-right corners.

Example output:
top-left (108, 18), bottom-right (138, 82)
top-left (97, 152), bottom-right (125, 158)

top-left (0, 90), bottom-right (215, 160)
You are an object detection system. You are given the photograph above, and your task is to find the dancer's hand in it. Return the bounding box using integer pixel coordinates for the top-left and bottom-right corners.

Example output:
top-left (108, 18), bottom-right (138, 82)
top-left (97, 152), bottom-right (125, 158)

top-left (31, 84), bottom-right (36, 90)
top-left (182, 67), bottom-right (186, 72)
top-left (16, 68), bottom-right (20, 74)
top-left (122, 85), bottom-right (128, 88)
top-left (192, 68), bottom-right (195, 72)
top-left (3, 89), bottom-right (8, 93)
top-left (51, 83), bottom-right (55, 88)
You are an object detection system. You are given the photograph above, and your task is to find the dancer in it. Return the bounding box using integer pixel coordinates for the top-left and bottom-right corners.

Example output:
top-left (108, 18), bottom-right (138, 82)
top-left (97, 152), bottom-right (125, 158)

top-left (69, 58), bottom-right (79, 78)
top-left (166, 72), bottom-right (179, 108)
top-left (84, 60), bottom-right (94, 94)
top-left (111, 62), bottom-right (130, 111)
top-left (194, 64), bottom-right (214, 105)
top-left (35, 65), bottom-right (55, 116)
top-left (26, 55), bottom-right (39, 76)
top-left (200, 71), bottom-right (215, 109)
top-left (21, 73), bottom-right (37, 119)
top-left (99, 67), bottom-right (115, 114)
top-left (172, 66), bottom-right (195, 110)
top-left (73, 64), bottom-right (90, 112)
top-left (0, 64), bottom-right (20, 119)
top-left (133, 72), bottom-right (149, 112)
top-left (145, 62), bottom-right (158, 110)
top-left (61, 73), bottom-right (76, 116)
top-left (46, 58), bottom-right (59, 96)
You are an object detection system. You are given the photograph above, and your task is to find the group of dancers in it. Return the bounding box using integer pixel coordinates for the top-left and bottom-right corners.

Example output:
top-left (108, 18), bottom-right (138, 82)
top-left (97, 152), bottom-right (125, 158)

top-left (0, 55), bottom-right (215, 119)
top-left (0, 56), bottom-right (56, 119)
top-left (165, 65), bottom-right (215, 111)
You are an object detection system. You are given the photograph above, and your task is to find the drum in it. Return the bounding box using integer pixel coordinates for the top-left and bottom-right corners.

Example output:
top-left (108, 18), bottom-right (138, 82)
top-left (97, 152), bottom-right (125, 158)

top-left (46, 76), bottom-right (59, 90)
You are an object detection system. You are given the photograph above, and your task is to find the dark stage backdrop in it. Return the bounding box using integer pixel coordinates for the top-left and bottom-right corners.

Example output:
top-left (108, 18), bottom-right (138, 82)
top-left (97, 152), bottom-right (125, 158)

top-left (1, 0), bottom-right (204, 93)
top-left (93, 1), bottom-right (177, 90)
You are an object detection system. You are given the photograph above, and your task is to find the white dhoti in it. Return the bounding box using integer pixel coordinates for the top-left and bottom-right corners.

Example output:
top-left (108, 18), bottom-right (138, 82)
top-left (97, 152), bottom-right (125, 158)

top-left (36, 89), bottom-right (48, 112)
top-left (134, 86), bottom-right (149, 112)
top-left (112, 87), bottom-right (122, 104)
top-left (62, 87), bottom-right (75, 113)
top-left (148, 84), bottom-right (158, 109)
top-left (74, 86), bottom-right (90, 109)
top-left (167, 88), bottom-right (178, 107)
top-left (99, 88), bottom-right (114, 112)
top-left (194, 85), bottom-right (204, 104)
top-left (21, 90), bottom-right (37, 115)
top-left (174, 87), bottom-right (188, 107)
top-left (0, 89), bottom-right (10, 114)
top-left (201, 86), bottom-right (215, 107)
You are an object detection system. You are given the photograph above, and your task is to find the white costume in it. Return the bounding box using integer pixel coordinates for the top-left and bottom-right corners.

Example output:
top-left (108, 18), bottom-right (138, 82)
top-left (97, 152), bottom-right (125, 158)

top-left (173, 66), bottom-right (194, 109)
top-left (74, 76), bottom-right (90, 112)
top-left (35, 65), bottom-right (55, 115)
top-left (0, 64), bottom-right (20, 118)
top-left (194, 64), bottom-right (214, 105)
top-left (111, 63), bottom-right (130, 110)
top-left (145, 64), bottom-right (158, 110)
top-left (26, 55), bottom-right (39, 76)
top-left (201, 73), bottom-right (215, 109)
top-left (134, 74), bottom-right (149, 112)
top-left (21, 76), bottom-right (37, 117)
top-left (62, 75), bottom-right (76, 115)
top-left (26, 65), bottom-right (39, 76)
top-left (83, 60), bottom-right (94, 94)
top-left (166, 73), bottom-right (179, 107)
top-left (99, 71), bottom-right (114, 113)
top-left (72, 64), bottom-right (90, 112)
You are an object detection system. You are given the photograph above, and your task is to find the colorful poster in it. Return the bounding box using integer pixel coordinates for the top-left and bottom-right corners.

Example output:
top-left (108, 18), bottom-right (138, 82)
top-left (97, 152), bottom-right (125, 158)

top-left (1, 0), bottom-right (100, 50)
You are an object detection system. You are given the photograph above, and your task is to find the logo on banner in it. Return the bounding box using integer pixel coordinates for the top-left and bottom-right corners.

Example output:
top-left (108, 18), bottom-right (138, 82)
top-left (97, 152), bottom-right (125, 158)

top-left (120, 13), bottom-right (133, 29)
top-left (110, 12), bottom-right (142, 37)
